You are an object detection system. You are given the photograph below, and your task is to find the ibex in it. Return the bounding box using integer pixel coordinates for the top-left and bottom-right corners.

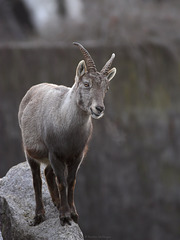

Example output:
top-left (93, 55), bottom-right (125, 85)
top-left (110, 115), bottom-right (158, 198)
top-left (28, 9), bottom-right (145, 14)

top-left (18, 42), bottom-right (116, 226)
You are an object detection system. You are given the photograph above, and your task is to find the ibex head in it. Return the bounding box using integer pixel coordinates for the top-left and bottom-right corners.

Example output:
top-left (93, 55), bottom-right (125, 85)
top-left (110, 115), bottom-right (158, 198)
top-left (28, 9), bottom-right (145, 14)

top-left (73, 42), bottom-right (116, 119)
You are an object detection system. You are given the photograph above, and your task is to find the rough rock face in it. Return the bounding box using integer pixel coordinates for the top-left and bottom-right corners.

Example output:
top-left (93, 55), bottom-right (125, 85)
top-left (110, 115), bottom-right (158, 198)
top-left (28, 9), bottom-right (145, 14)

top-left (0, 162), bottom-right (84, 240)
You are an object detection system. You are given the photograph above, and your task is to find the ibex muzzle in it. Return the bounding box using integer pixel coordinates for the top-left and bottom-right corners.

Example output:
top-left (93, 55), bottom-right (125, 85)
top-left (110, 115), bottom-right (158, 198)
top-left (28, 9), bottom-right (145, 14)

top-left (18, 42), bottom-right (116, 226)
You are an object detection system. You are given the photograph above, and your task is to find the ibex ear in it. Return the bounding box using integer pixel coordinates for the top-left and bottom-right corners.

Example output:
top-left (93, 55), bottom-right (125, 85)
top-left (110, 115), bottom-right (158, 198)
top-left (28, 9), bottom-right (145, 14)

top-left (76, 60), bottom-right (87, 79)
top-left (107, 67), bottom-right (116, 81)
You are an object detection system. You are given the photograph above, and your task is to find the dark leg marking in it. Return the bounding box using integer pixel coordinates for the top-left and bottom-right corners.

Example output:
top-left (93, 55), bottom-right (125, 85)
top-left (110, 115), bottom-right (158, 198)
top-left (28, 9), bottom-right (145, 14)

top-left (67, 161), bottom-right (81, 223)
top-left (44, 165), bottom-right (60, 209)
top-left (49, 152), bottom-right (72, 226)
top-left (56, 180), bottom-right (72, 226)
top-left (28, 157), bottom-right (45, 226)
top-left (68, 179), bottom-right (78, 223)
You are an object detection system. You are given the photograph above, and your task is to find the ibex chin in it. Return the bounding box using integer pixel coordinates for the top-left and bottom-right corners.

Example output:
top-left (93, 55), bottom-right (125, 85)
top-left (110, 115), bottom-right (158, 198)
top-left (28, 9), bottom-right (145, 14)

top-left (18, 42), bottom-right (116, 226)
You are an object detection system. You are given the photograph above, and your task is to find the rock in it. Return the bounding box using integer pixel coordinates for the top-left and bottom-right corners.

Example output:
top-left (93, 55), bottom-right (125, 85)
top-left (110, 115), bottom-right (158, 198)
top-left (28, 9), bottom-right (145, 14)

top-left (0, 162), bottom-right (84, 240)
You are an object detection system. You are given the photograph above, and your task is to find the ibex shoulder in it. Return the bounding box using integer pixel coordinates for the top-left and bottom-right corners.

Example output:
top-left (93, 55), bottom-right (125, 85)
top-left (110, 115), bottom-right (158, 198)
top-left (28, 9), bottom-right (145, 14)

top-left (18, 83), bottom-right (70, 127)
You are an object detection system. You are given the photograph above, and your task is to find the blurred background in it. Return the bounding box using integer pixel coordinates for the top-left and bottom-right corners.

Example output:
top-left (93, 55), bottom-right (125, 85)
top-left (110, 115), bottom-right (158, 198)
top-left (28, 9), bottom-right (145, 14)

top-left (1, 0), bottom-right (180, 239)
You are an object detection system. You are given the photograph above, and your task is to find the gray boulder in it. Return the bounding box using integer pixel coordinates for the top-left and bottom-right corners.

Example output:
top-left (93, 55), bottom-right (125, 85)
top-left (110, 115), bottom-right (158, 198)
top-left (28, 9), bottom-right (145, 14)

top-left (0, 162), bottom-right (84, 240)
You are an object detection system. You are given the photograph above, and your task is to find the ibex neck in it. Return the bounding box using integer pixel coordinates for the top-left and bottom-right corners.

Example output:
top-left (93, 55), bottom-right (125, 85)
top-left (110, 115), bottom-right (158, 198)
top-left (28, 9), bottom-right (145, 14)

top-left (61, 85), bottom-right (91, 128)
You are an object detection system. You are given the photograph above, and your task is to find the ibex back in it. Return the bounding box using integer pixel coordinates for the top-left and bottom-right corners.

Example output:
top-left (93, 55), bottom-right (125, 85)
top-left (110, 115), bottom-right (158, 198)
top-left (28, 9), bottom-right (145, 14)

top-left (18, 42), bottom-right (116, 226)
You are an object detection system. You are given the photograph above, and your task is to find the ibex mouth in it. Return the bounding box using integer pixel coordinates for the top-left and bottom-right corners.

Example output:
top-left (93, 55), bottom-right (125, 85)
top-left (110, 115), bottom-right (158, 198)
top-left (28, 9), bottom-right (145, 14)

top-left (90, 108), bottom-right (104, 119)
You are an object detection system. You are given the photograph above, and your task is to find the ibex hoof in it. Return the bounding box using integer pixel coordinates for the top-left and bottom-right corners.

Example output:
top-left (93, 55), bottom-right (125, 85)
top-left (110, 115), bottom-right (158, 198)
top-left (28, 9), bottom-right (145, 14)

top-left (60, 212), bottom-right (72, 226)
top-left (71, 212), bottom-right (79, 223)
top-left (30, 214), bottom-right (45, 226)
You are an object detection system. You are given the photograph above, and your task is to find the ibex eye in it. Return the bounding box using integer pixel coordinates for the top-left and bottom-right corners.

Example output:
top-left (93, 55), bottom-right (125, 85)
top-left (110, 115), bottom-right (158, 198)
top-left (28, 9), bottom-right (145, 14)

top-left (84, 82), bottom-right (90, 88)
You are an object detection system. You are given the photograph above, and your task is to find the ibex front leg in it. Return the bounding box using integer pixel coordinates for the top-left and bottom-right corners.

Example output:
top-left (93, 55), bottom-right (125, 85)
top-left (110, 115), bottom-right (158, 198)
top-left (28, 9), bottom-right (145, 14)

top-left (49, 152), bottom-right (71, 226)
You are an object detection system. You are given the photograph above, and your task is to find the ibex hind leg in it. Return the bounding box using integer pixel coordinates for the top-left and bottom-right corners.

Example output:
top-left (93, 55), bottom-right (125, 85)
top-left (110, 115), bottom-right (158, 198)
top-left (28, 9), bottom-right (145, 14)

top-left (27, 156), bottom-right (45, 226)
top-left (44, 165), bottom-right (60, 209)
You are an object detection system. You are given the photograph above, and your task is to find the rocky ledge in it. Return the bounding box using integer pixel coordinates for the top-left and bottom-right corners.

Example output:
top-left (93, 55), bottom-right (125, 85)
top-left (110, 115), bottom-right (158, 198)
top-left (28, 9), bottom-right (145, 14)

top-left (0, 162), bottom-right (84, 240)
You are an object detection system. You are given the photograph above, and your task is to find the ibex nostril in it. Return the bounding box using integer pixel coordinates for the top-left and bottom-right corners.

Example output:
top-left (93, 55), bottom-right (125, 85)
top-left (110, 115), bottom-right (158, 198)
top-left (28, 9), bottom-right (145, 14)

top-left (96, 106), bottom-right (104, 113)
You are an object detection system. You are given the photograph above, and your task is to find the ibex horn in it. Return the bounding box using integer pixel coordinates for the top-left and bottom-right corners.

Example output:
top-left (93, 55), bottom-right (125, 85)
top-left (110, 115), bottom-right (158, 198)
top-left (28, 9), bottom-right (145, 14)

top-left (73, 42), bottom-right (97, 72)
top-left (100, 53), bottom-right (115, 75)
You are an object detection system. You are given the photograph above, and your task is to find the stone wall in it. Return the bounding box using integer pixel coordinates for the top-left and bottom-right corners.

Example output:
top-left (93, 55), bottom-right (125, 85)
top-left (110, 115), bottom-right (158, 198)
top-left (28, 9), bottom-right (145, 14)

top-left (1, 42), bottom-right (180, 239)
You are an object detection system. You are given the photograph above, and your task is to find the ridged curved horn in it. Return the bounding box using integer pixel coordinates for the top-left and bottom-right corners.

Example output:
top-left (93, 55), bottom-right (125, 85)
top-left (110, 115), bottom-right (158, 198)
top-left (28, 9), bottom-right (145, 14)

top-left (100, 53), bottom-right (115, 75)
top-left (73, 42), bottom-right (97, 72)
